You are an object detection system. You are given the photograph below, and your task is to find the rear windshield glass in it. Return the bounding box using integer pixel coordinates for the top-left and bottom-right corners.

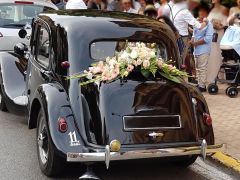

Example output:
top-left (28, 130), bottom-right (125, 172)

top-left (90, 41), bottom-right (168, 61)
top-left (0, 4), bottom-right (52, 28)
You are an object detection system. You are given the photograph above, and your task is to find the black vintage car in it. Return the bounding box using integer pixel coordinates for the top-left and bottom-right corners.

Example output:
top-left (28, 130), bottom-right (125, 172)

top-left (0, 10), bottom-right (224, 178)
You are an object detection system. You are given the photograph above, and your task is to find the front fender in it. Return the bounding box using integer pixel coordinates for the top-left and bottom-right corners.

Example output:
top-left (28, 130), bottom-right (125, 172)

top-left (0, 52), bottom-right (27, 115)
top-left (30, 83), bottom-right (86, 157)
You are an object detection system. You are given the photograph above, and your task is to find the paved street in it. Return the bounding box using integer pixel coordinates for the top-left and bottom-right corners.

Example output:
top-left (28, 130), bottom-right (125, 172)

top-left (204, 84), bottom-right (240, 160)
top-left (0, 110), bottom-right (239, 179)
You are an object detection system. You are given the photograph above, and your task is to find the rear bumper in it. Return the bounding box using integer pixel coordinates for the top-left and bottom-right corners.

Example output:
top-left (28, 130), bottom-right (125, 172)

top-left (67, 140), bottom-right (225, 168)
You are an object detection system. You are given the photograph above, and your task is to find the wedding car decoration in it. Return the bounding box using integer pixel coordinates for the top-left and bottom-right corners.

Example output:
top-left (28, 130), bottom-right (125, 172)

top-left (67, 42), bottom-right (188, 85)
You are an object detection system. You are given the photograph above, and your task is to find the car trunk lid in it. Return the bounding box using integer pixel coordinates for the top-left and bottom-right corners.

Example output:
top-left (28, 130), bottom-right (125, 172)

top-left (81, 78), bottom-right (197, 146)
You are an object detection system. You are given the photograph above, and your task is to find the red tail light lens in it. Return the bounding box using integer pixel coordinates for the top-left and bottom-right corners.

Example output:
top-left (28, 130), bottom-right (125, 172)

top-left (203, 113), bottom-right (212, 126)
top-left (15, 1), bottom-right (34, 4)
top-left (58, 117), bottom-right (68, 133)
top-left (61, 61), bottom-right (70, 69)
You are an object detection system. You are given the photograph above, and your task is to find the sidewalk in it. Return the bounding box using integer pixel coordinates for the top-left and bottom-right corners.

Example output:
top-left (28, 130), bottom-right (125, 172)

top-left (204, 84), bottom-right (240, 160)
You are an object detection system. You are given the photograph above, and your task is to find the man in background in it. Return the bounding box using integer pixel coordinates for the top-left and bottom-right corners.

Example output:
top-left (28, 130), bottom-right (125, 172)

top-left (121, 0), bottom-right (138, 13)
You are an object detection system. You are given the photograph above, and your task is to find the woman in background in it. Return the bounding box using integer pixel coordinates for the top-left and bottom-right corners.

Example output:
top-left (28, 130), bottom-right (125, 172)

top-left (207, 0), bottom-right (228, 84)
top-left (228, 0), bottom-right (240, 25)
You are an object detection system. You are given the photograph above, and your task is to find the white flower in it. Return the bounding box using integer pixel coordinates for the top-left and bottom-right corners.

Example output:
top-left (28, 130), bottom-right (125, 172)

top-left (106, 57), bottom-right (111, 63)
top-left (130, 50), bottom-right (138, 59)
top-left (140, 42), bottom-right (145, 48)
top-left (86, 72), bottom-right (93, 79)
top-left (143, 60), bottom-right (150, 68)
top-left (121, 51), bottom-right (129, 59)
top-left (137, 59), bottom-right (143, 65)
top-left (109, 59), bottom-right (117, 66)
top-left (150, 51), bottom-right (156, 58)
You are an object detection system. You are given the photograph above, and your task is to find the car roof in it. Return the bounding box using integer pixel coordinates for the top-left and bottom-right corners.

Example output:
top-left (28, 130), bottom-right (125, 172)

top-left (0, 0), bottom-right (58, 10)
top-left (39, 10), bottom-right (176, 42)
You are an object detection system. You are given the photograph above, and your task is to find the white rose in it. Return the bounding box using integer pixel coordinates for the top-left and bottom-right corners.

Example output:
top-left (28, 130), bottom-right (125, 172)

top-left (121, 51), bottom-right (129, 59)
top-left (150, 51), bottom-right (156, 58)
top-left (143, 60), bottom-right (150, 68)
top-left (86, 72), bottom-right (93, 79)
top-left (130, 50), bottom-right (138, 59)
top-left (137, 59), bottom-right (142, 65)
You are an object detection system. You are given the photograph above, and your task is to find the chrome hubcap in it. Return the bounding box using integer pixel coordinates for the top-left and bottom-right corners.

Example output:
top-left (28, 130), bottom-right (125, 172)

top-left (37, 117), bottom-right (48, 165)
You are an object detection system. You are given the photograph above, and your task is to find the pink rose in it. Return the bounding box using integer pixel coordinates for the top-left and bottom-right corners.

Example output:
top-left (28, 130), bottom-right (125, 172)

top-left (143, 60), bottom-right (150, 68)
top-left (127, 64), bottom-right (134, 72)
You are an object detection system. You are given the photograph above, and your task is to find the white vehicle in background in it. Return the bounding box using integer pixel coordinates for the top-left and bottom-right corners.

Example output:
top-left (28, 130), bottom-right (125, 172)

top-left (0, 0), bottom-right (58, 51)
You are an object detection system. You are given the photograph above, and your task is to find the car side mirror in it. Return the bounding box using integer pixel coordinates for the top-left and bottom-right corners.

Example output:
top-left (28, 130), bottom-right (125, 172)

top-left (14, 43), bottom-right (28, 57)
top-left (18, 29), bottom-right (27, 39)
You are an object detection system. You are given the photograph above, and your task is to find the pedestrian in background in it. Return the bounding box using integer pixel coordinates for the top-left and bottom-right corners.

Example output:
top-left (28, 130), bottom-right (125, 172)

top-left (87, 0), bottom-right (105, 9)
top-left (228, 0), bottom-right (240, 25)
top-left (207, 0), bottom-right (228, 84)
top-left (157, 0), bottom-right (168, 17)
top-left (107, 0), bottom-right (121, 11)
top-left (65, 0), bottom-right (87, 9)
top-left (144, 4), bottom-right (157, 18)
top-left (170, 0), bottom-right (207, 46)
top-left (121, 0), bottom-right (138, 13)
top-left (51, 0), bottom-right (66, 9)
top-left (190, 6), bottom-right (214, 92)
top-left (138, 0), bottom-right (147, 15)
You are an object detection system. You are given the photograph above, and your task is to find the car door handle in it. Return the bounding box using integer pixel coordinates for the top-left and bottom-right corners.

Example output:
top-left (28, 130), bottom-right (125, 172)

top-left (40, 69), bottom-right (53, 80)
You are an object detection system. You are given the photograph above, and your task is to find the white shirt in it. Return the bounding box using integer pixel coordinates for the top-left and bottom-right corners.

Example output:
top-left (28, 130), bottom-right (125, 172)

top-left (154, 2), bottom-right (161, 10)
top-left (162, 0), bottom-right (174, 17)
top-left (66, 0), bottom-right (87, 9)
top-left (133, 1), bottom-right (141, 11)
top-left (124, 8), bottom-right (138, 14)
top-left (170, 2), bottom-right (201, 36)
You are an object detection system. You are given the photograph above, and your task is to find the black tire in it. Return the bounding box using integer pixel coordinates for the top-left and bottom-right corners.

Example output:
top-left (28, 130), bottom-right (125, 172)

top-left (207, 83), bottom-right (218, 95)
top-left (0, 87), bottom-right (8, 112)
top-left (36, 108), bottom-right (65, 177)
top-left (226, 86), bottom-right (238, 98)
top-left (175, 155), bottom-right (198, 167)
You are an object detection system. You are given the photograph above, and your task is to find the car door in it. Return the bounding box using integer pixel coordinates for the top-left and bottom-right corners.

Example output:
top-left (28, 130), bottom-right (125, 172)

top-left (27, 21), bottom-right (53, 102)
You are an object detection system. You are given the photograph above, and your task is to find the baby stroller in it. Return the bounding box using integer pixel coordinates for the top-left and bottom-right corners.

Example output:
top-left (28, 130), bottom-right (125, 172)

top-left (207, 25), bottom-right (240, 98)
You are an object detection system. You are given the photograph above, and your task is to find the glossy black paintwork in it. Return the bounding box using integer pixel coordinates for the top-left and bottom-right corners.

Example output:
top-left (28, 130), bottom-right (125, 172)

top-left (0, 10), bottom-right (214, 157)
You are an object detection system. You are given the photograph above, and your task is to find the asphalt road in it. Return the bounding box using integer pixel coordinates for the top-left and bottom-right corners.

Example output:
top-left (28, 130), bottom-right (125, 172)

top-left (0, 111), bottom-right (239, 180)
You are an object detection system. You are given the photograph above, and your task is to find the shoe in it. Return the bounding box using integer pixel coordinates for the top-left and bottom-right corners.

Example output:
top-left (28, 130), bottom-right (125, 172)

top-left (197, 86), bottom-right (206, 92)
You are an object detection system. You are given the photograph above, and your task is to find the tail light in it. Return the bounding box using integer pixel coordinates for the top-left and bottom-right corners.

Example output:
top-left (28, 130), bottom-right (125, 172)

top-left (58, 117), bottom-right (68, 133)
top-left (0, 32), bottom-right (3, 37)
top-left (203, 113), bottom-right (212, 126)
top-left (61, 61), bottom-right (70, 69)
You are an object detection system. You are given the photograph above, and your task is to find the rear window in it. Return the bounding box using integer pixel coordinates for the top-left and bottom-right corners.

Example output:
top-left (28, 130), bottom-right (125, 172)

top-left (90, 41), bottom-right (168, 61)
top-left (0, 4), bottom-right (52, 28)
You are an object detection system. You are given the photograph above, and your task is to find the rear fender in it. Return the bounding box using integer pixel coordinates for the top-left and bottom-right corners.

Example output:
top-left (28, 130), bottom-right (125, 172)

top-left (188, 84), bottom-right (214, 145)
top-left (29, 83), bottom-right (86, 157)
top-left (0, 52), bottom-right (27, 115)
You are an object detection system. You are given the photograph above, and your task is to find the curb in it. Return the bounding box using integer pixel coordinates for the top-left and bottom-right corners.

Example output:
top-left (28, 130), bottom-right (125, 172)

top-left (210, 152), bottom-right (240, 173)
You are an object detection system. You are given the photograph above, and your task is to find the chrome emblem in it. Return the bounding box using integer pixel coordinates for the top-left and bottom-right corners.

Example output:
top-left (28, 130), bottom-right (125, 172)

top-left (148, 132), bottom-right (164, 139)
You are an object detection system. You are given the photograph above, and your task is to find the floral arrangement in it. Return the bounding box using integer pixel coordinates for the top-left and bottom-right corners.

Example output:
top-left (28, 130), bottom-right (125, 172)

top-left (67, 42), bottom-right (188, 85)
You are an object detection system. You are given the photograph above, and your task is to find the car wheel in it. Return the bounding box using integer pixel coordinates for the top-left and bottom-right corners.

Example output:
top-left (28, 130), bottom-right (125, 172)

top-left (207, 83), bottom-right (218, 95)
top-left (0, 87), bottom-right (8, 112)
top-left (36, 108), bottom-right (65, 177)
top-left (226, 86), bottom-right (238, 98)
top-left (175, 155), bottom-right (198, 167)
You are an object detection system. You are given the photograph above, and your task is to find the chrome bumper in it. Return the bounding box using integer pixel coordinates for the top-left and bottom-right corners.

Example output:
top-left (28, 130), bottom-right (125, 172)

top-left (67, 140), bottom-right (225, 169)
